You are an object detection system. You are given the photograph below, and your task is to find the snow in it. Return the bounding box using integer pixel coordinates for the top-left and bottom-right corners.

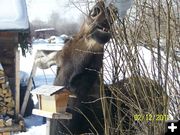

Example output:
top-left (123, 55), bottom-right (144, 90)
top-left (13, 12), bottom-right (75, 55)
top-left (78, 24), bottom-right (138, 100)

top-left (20, 38), bottom-right (65, 97)
top-left (0, 0), bottom-right (29, 30)
top-left (32, 35), bottom-right (67, 45)
top-left (20, 71), bottom-right (29, 86)
top-left (103, 43), bottom-right (180, 89)
top-left (26, 0), bottom-right (83, 22)
top-left (105, 0), bottom-right (133, 18)
top-left (20, 40), bottom-right (64, 76)
top-left (14, 115), bottom-right (46, 135)
top-left (34, 28), bottom-right (55, 32)
top-left (15, 124), bottom-right (46, 135)
top-left (48, 36), bottom-right (65, 44)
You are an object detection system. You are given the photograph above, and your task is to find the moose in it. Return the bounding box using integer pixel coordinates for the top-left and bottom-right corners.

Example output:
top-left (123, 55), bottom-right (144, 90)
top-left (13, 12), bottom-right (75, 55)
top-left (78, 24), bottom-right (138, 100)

top-left (35, 1), bottom-right (167, 134)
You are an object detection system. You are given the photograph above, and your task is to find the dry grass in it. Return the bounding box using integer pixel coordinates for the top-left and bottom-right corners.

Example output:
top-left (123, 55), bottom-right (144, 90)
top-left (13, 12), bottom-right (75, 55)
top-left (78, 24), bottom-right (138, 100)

top-left (100, 0), bottom-right (179, 134)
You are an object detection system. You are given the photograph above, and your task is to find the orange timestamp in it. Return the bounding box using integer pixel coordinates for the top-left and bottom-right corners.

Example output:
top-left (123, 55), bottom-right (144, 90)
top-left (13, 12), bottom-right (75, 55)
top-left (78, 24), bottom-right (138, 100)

top-left (133, 114), bottom-right (170, 121)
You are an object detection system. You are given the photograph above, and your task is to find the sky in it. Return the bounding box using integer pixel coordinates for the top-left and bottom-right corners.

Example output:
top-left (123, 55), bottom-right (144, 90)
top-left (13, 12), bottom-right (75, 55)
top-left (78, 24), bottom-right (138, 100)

top-left (25, 0), bottom-right (134, 23)
top-left (26, 0), bottom-right (89, 22)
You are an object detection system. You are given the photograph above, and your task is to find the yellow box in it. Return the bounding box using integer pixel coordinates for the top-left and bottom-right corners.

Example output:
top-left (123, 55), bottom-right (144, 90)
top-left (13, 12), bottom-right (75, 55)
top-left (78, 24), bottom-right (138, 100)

top-left (31, 85), bottom-right (70, 113)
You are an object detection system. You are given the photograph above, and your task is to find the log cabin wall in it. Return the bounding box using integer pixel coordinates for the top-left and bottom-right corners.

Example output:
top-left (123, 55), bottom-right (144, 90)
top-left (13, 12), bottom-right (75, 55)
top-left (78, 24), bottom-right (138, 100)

top-left (0, 32), bottom-right (18, 93)
top-left (0, 32), bottom-right (20, 117)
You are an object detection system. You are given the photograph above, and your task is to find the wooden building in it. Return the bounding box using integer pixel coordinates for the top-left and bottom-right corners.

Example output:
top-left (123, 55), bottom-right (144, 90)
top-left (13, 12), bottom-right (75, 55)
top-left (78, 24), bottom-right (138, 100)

top-left (0, 0), bottom-right (29, 133)
top-left (34, 28), bottom-right (56, 39)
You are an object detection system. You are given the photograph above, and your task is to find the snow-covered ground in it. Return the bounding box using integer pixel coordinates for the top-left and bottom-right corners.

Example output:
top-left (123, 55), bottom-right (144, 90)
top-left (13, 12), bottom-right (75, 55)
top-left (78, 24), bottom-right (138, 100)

top-left (14, 115), bottom-right (46, 135)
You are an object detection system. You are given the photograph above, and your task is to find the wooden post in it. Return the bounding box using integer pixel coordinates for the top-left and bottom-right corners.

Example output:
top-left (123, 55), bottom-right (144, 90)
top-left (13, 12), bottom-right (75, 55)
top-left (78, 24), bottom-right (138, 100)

top-left (49, 119), bottom-right (58, 135)
top-left (20, 60), bottom-right (37, 116)
top-left (46, 118), bottom-right (50, 135)
top-left (15, 48), bottom-right (20, 115)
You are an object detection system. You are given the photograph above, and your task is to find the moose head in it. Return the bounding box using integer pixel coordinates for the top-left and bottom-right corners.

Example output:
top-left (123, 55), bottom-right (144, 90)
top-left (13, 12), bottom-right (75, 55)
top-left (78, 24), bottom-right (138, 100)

top-left (53, 1), bottom-right (117, 98)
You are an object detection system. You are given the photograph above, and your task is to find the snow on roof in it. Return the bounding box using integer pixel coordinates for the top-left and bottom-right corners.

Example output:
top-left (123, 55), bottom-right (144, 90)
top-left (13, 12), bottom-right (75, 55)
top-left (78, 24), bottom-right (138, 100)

top-left (31, 85), bottom-right (66, 96)
top-left (35, 28), bottom-right (55, 32)
top-left (0, 0), bottom-right (29, 31)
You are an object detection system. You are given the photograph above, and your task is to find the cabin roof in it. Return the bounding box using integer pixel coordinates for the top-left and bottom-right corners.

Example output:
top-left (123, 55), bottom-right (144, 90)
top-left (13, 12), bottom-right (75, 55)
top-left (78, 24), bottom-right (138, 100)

top-left (0, 0), bottom-right (29, 31)
top-left (31, 85), bottom-right (66, 96)
top-left (35, 28), bottom-right (55, 32)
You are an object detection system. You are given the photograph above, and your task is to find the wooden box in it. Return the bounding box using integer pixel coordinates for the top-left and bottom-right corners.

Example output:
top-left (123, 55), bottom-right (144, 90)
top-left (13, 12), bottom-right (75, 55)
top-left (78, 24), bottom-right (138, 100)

top-left (31, 85), bottom-right (70, 113)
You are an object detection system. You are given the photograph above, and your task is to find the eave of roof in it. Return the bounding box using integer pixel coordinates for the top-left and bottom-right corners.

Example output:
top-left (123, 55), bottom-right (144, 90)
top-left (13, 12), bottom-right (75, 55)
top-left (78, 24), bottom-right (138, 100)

top-left (31, 85), bottom-right (66, 96)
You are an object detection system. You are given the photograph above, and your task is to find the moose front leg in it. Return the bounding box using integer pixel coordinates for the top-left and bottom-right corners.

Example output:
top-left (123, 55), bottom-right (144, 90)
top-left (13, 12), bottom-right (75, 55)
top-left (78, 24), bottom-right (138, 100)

top-left (35, 50), bottom-right (58, 69)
